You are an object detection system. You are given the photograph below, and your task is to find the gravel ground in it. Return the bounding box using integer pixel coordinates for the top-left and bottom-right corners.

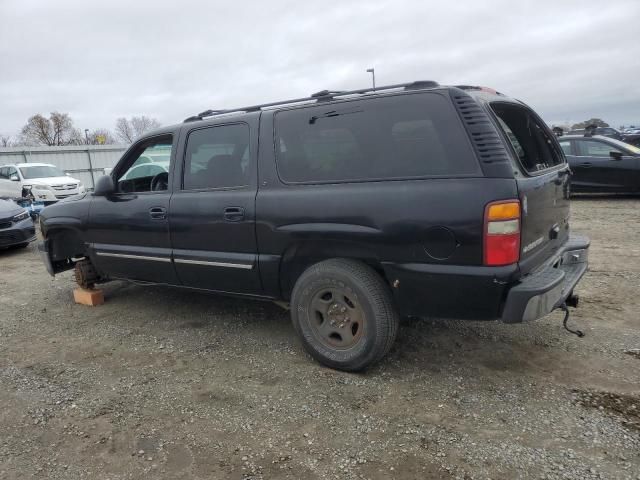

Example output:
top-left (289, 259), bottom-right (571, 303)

top-left (0, 197), bottom-right (639, 479)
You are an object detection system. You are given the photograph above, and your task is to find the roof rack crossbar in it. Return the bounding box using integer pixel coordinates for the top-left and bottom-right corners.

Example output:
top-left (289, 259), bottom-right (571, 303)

top-left (183, 80), bottom-right (439, 122)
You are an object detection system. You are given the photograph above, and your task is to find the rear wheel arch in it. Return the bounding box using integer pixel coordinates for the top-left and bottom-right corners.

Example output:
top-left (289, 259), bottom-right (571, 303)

top-left (278, 241), bottom-right (389, 300)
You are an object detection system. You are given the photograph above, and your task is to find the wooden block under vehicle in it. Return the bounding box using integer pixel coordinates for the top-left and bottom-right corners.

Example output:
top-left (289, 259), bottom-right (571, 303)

top-left (73, 288), bottom-right (104, 306)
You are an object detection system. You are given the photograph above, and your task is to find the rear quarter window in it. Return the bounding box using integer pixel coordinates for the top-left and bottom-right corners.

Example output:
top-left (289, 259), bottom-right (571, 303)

top-left (274, 93), bottom-right (480, 183)
top-left (491, 102), bottom-right (565, 174)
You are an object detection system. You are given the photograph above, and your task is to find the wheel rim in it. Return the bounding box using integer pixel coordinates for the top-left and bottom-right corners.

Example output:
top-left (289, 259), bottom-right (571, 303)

top-left (308, 286), bottom-right (365, 350)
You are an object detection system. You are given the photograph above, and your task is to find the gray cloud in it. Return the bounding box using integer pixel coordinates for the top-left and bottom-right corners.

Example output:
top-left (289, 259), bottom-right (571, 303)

top-left (1, 0), bottom-right (639, 136)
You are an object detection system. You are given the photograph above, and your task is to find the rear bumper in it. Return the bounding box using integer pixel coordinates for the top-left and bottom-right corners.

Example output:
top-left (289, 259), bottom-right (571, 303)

top-left (501, 234), bottom-right (590, 323)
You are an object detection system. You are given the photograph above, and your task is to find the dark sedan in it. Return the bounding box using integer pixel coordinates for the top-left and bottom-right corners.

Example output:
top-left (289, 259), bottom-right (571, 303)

top-left (558, 135), bottom-right (640, 193)
top-left (0, 199), bottom-right (36, 249)
top-left (622, 134), bottom-right (640, 148)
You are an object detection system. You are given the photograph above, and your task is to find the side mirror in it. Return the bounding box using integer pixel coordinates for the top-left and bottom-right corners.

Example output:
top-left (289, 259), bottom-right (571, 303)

top-left (93, 175), bottom-right (115, 196)
top-left (10, 174), bottom-right (19, 181)
top-left (610, 151), bottom-right (623, 160)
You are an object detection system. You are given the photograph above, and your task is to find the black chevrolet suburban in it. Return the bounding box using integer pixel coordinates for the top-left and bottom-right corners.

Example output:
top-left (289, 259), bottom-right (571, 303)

top-left (38, 81), bottom-right (590, 371)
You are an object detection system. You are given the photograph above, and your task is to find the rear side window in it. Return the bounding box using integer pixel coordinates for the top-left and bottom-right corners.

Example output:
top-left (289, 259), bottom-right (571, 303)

top-left (492, 103), bottom-right (564, 173)
top-left (558, 140), bottom-right (572, 155)
top-left (576, 139), bottom-right (623, 157)
top-left (275, 93), bottom-right (479, 183)
top-left (183, 124), bottom-right (250, 190)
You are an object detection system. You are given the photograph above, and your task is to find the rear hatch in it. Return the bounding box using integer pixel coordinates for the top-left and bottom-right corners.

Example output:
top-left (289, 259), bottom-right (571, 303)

top-left (489, 101), bottom-right (571, 275)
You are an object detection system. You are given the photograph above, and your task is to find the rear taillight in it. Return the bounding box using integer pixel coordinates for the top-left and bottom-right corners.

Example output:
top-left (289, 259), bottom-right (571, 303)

top-left (484, 200), bottom-right (520, 266)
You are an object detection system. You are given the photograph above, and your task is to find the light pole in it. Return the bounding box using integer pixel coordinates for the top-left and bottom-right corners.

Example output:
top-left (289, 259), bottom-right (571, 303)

top-left (84, 129), bottom-right (89, 145)
top-left (366, 68), bottom-right (375, 90)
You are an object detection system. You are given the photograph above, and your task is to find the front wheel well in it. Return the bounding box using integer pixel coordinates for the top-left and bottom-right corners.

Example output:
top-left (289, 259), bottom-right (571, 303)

top-left (47, 228), bottom-right (87, 262)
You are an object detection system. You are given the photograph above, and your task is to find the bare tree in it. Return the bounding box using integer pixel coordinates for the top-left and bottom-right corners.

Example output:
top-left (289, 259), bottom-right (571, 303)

top-left (114, 117), bottom-right (134, 143)
top-left (50, 112), bottom-right (74, 145)
top-left (131, 116), bottom-right (161, 136)
top-left (20, 112), bottom-right (79, 146)
top-left (115, 116), bottom-right (161, 144)
top-left (0, 134), bottom-right (17, 147)
top-left (86, 128), bottom-right (116, 145)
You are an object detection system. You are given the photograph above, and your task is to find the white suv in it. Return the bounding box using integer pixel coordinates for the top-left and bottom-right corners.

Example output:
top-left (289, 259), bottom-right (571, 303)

top-left (0, 163), bottom-right (86, 203)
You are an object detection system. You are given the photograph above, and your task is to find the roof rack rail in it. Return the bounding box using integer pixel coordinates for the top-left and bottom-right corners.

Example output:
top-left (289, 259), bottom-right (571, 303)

top-left (183, 80), bottom-right (440, 122)
top-left (404, 80), bottom-right (439, 90)
top-left (454, 85), bottom-right (503, 96)
top-left (310, 90), bottom-right (348, 102)
top-left (184, 109), bottom-right (228, 122)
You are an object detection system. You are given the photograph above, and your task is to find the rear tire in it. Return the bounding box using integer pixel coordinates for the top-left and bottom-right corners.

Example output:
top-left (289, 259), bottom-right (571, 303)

top-left (291, 259), bottom-right (399, 371)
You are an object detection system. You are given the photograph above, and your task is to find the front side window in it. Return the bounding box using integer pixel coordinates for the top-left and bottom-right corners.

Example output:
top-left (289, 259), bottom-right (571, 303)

top-left (492, 103), bottom-right (564, 173)
top-left (116, 136), bottom-right (173, 193)
top-left (577, 140), bottom-right (623, 157)
top-left (275, 93), bottom-right (479, 183)
top-left (182, 124), bottom-right (250, 190)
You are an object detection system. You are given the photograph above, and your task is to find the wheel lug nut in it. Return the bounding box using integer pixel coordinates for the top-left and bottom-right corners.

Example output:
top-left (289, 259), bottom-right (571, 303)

top-left (341, 307), bottom-right (346, 313)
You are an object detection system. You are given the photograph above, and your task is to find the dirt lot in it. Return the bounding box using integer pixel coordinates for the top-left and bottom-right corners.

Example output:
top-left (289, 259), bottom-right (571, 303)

top-left (0, 197), bottom-right (639, 480)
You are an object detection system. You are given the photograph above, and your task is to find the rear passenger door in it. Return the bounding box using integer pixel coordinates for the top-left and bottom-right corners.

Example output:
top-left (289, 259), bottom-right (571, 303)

top-left (169, 116), bottom-right (262, 294)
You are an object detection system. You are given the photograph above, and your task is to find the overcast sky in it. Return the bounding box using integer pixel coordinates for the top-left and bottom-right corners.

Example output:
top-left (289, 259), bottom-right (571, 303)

top-left (1, 0), bottom-right (639, 138)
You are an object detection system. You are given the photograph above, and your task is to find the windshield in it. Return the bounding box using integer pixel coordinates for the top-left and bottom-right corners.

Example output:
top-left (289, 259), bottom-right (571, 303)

top-left (19, 165), bottom-right (65, 179)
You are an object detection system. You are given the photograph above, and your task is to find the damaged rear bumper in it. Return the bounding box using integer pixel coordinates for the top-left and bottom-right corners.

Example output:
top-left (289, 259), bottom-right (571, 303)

top-left (501, 234), bottom-right (590, 323)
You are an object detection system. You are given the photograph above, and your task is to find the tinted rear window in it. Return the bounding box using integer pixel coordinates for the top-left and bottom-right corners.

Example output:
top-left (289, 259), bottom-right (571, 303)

top-left (274, 93), bottom-right (479, 183)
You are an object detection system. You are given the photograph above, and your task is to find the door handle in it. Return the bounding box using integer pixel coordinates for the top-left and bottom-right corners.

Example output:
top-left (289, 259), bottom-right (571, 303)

top-left (149, 207), bottom-right (167, 220)
top-left (224, 206), bottom-right (245, 222)
top-left (579, 162), bottom-right (593, 168)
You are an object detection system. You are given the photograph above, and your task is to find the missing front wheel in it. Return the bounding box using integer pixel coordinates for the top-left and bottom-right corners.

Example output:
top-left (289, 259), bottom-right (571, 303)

top-left (74, 259), bottom-right (100, 289)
